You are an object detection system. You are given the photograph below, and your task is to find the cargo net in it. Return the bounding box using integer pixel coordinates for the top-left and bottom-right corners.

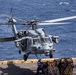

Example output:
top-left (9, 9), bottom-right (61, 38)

top-left (58, 58), bottom-right (74, 75)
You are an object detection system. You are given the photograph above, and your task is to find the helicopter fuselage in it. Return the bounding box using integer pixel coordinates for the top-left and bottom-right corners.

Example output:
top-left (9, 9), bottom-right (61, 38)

top-left (14, 27), bottom-right (58, 60)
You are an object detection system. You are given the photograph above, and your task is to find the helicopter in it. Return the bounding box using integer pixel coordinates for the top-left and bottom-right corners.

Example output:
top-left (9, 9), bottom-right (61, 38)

top-left (0, 15), bottom-right (76, 61)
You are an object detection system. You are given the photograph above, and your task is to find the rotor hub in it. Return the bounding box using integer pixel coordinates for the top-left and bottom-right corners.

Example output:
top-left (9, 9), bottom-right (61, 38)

top-left (8, 17), bottom-right (16, 24)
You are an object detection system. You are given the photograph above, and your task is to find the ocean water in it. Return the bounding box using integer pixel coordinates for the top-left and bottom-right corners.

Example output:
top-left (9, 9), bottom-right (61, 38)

top-left (0, 0), bottom-right (76, 60)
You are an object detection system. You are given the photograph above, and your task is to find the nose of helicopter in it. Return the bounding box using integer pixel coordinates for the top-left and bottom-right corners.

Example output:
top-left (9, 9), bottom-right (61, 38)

top-left (41, 43), bottom-right (54, 56)
top-left (31, 43), bottom-right (54, 57)
top-left (36, 43), bottom-right (54, 54)
top-left (42, 43), bottom-right (53, 50)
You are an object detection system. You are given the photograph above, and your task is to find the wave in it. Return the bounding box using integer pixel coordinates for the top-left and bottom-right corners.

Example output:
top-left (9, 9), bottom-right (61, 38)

top-left (59, 2), bottom-right (70, 5)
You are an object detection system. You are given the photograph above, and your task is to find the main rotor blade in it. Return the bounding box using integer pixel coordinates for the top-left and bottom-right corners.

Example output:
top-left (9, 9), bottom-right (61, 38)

top-left (21, 16), bottom-right (76, 25)
top-left (43, 16), bottom-right (76, 23)
top-left (0, 16), bottom-right (75, 25)
top-left (37, 22), bottom-right (71, 25)
top-left (0, 22), bottom-right (22, 25)
top-left (0, 37), bottom-right (16, 42)
top-left (0, 14), bottom-right (25, 24)
top-left (0, 14), bottom-right (10, 18)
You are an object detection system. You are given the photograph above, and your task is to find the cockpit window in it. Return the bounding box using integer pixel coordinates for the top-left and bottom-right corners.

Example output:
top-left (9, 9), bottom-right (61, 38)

top-left (40, 37), bottom-right (52, 43)
top-left (33, 38), bottom-right (40, 45)
top-left (45, 37), bottom-right (52, 43)
top-left (33, 37), bottom-right (52, 45)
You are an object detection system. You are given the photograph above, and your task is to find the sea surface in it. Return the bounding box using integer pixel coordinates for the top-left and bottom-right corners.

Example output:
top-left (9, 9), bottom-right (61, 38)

top-left (0, 0), bottom-right (76, 60)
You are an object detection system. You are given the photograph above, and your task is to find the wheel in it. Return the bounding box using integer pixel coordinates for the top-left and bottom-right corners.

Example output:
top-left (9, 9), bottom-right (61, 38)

top-left (50, 52), bottom-right (53, 58)
top-left (23, 54), bottom-right (28, 61)
top-left (19, 50), bottom-right (21, 54)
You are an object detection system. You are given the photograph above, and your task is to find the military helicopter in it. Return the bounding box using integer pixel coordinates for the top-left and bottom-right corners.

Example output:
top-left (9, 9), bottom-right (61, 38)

top-left (0, 14), bottom-right (76, 61)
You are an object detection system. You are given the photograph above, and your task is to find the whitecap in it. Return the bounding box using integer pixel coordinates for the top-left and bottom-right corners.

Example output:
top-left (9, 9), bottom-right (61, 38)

top-left (43, 4), bottom-right (46, 6)
top-left (13, 0), bottom-right (23, 2)
top-left (60, 2), bottom-right (70, 5)
top-left (17, 0), bottom-right (22, 1)
top-left (71, 10), bottom-right (76, 12)
top-left (33, 15), bottom-right (39, 20)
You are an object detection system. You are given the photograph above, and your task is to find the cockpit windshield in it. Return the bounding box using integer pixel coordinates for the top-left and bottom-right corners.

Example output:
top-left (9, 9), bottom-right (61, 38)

top-left (33, 37), bottom-right (52, 45)
top-left (45, 37), bottom-right (52, 43)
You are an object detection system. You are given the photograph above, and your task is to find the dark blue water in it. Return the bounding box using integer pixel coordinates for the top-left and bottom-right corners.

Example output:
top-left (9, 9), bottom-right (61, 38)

top-left (0, 0), bottom-right (76, 60)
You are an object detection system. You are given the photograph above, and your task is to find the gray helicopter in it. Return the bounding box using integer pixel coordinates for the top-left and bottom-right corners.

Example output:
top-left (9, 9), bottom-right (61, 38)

top-left (0, 15), bottom-right (76, 61)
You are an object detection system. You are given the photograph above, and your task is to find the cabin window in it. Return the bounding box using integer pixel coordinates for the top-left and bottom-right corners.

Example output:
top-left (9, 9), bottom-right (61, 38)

top-left (40, 38), bottom-right (45, 43)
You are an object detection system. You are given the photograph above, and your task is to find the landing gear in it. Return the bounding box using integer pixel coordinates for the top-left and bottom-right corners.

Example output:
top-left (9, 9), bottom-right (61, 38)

top-left (19, 50), bottom-right (21, 54)
top-left (49, 52), bottom-right (53, 58)
top-left (23, 54), bottom-right (28, 61)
